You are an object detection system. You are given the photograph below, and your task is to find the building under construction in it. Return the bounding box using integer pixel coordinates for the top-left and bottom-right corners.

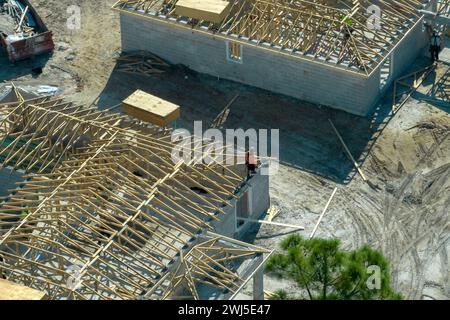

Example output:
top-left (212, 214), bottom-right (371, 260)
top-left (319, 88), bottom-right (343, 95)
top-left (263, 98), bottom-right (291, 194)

top-left (0, 0), bottom-right (448, 302)
top-left (113, 0), bottom-right (441, 115)
top-left (0, 87), bottom-right (271, 300)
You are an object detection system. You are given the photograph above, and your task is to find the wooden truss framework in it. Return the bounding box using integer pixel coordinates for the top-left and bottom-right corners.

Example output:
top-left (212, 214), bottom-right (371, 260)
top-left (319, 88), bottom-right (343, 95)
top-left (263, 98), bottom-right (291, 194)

top-left (0, 88), bottom-right (268, 300)
top-left (145, 232), bottom-right (269, 299)
top-left (392, 65), bottom-right (435, 113)
top-left (438, 0), bottom-right (450, 16)
top-left (113, 0), bottom-right (430, 74)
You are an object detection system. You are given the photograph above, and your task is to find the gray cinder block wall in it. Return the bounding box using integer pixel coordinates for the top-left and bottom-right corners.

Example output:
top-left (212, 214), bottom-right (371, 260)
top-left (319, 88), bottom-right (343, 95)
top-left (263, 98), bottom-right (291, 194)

top-left (391, 19), bottom-right (429, 79)
top-left (119, 12), bottom-right (429, 116)
top-left (211, 171), bottom-right (270, 240)
top-left (372, 17), bottom-right (429, 97)
top-left (120, 13), bottom-right (375, 116)
top-left (234, 172), bottom-right (270, 239)
top-left (211, 197), bottom-right (237, 239)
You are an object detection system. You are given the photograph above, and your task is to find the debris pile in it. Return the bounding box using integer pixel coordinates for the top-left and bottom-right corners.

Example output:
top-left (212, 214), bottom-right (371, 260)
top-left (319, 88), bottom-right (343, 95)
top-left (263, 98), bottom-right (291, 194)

top-left (0, 0), bottom-right (54, 62)
top-left (116, 51), bottom-right (170, 77)
top-left (0, 0), bottom-right (37, 40)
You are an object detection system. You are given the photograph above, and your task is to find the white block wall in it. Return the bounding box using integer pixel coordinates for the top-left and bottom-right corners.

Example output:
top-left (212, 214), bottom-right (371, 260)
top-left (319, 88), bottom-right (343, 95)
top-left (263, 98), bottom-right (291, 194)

top-left (119, 12), bottom-right (427, 116)
top-left (211, 172), bottom-right (270, 240)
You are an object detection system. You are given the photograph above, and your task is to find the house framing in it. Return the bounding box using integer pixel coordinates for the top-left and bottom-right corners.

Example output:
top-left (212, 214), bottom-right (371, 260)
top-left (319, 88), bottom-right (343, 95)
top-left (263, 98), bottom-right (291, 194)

top-left (113, 0), bottom-right (441, 115)
top-left (0, 87), bottom-right (270, 300)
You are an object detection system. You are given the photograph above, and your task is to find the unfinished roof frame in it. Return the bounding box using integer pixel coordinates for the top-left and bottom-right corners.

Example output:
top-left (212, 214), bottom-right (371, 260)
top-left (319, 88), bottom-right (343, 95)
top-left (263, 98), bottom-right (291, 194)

top-left (112, 0), bottom-right (433, 76)
top-left (0, 87), bottom-right (270, 300)
top-left (438, 0), bottom-right (450, 13)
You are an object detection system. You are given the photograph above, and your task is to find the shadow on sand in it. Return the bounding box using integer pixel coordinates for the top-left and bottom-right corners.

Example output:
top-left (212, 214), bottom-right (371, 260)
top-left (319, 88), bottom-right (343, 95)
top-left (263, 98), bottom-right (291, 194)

top-left (0, 51), bottom-right (52, 82)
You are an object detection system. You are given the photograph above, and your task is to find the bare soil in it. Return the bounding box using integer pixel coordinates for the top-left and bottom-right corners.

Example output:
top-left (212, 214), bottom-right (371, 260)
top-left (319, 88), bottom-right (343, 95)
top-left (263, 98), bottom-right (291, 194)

top-left (1, 0), bottom-right (448, 300)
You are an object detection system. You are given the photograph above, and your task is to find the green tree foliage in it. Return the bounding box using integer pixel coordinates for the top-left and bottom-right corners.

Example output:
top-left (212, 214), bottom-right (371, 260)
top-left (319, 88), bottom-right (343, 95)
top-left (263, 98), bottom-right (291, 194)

top-left (265, 235), bottom-right (402, 300)
top-left (267, 289), bottom-right (289, 300)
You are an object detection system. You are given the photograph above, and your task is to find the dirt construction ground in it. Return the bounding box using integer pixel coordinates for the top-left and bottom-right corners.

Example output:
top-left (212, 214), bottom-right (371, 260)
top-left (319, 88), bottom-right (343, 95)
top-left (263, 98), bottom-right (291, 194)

top-left (1, 0), bottom-right (449, 300)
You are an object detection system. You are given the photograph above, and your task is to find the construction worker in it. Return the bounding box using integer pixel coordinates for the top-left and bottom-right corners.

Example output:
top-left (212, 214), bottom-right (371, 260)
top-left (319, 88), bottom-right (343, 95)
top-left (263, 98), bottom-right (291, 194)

top-left (430, 30), bottom-right (442, 63)
top-left (342, 17), bottom-right (354, 43)
top-left (245, 147), bottom-right (257, 177)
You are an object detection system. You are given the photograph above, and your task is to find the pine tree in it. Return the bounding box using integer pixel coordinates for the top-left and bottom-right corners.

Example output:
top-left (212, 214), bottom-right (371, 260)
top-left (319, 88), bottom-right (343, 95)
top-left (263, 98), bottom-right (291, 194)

top-left (265, 235), bottom-right (402, 300)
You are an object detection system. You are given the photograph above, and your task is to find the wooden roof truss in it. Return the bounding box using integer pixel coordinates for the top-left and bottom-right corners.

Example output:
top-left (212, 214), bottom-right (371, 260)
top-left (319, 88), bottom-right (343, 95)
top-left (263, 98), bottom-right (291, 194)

top-left (113, 0), bottom-right (430, 74)
top-left (0, 88), bottom-right (266, 300)
top-left (438, 0), bottom-right (450, 16)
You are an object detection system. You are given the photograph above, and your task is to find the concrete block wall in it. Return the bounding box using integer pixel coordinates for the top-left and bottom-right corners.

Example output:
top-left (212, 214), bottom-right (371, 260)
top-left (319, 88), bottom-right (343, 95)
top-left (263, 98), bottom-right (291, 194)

top-left (234, 172), bottom-right (270, 239)
top-left (211, 198), bottom-right (237, 239)
top-left (391, 19), bottom-right (429, 80)
top-left (379, 0), bottom-right (435, 84)
top-left (248, 173), bottom-right (270, 220)
top-left (351, 19), bottom-right (429, 107)
top-left (210, 171), bottom-right (270, 240)
top-left (119, 13), bottom-right (381, 116)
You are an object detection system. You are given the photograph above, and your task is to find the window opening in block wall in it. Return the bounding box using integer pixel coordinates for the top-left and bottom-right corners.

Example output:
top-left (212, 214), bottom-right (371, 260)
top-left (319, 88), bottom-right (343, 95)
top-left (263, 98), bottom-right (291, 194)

top-left (227, 41), bottom-right (243, 63)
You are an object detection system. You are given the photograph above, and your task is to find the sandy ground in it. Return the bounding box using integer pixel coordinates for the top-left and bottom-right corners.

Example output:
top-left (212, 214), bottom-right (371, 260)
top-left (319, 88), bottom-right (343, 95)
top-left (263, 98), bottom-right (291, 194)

top-left (0, 0), bottom-right (120, 103)
top-left (0, 0), bottom-right (449, 300)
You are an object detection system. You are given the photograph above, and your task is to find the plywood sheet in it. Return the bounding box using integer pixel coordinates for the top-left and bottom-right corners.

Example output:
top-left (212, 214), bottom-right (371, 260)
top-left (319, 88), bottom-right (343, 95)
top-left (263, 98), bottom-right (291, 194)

top-left (122, 90), bottom-right (180, 127)
top-left (0, 279), bottom-right (47, 300)
top-left (175, 0), bottom-right (231, 23)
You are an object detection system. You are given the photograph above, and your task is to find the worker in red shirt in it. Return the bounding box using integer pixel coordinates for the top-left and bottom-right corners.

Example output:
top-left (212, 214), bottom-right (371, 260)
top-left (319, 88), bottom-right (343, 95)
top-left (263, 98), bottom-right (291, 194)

top-left (245, 147), bottom-right (257, 177)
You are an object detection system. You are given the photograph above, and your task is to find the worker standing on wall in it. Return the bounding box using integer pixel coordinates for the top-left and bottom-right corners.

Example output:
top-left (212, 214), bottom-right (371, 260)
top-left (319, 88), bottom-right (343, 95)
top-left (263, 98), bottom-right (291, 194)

top-left (430, 29), bottom-right (442, 63)
top-left (245, 147), bottom-right (257, 177)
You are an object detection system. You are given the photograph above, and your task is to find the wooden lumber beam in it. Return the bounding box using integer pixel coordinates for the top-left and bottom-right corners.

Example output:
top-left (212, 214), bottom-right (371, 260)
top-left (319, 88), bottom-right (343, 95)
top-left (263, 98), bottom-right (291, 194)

top-left (328, 119), bottom-right (368, 182)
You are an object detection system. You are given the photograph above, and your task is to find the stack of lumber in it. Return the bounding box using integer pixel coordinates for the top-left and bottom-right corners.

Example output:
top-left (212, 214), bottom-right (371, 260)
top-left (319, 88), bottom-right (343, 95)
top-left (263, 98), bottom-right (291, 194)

top-left (116, 51), bottom-right (170, 77)
top-left (266, 206), bottom-right (280, 222)
top-left (175, 0), bottom-right (231, 23)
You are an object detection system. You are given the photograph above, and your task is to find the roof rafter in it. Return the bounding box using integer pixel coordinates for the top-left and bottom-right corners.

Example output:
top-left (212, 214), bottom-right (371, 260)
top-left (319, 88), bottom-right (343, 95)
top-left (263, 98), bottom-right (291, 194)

top-left (0, 88), bottom-right (267, 300)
